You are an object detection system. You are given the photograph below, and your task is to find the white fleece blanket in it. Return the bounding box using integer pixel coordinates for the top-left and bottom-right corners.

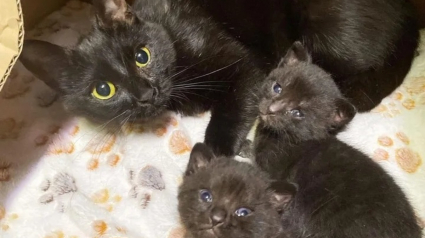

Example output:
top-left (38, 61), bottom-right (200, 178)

top-left (0, 1), bottom-right (424, 237)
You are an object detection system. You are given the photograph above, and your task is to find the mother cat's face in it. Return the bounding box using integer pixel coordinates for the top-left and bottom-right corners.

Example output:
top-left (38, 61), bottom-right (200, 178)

top-left (19, 0), bottom-right (176, 125)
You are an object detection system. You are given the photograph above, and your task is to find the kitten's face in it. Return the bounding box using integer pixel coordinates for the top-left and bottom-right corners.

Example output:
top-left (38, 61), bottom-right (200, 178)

top-left (258, 42), bottom-right (356, 141)
top-left (179, 144), bottom-right (285, 238)
top-left (19, 0), bottom-right (176, 125)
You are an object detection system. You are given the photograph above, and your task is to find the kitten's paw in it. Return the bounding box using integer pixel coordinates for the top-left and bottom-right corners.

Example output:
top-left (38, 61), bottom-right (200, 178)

top-left (238, 140), bottom-right (254, 160)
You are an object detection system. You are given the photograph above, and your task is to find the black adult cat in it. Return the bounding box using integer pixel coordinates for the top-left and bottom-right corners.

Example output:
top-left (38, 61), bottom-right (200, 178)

top-left (197, 0), bottom-right (419, 111)
top-left (19, 0), bottom-right (263, 156)
top-left (178, 143), bottom-right (296, 238)
top-left (254, 42), bottom-right (422, 237)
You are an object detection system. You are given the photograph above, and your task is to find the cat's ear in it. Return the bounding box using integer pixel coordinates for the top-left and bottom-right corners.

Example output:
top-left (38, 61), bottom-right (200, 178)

top-left (93, 0), bottom-right (135, 27)
top-left (19, 40), bottom-right (72, 93)
top-left (329, 98), bottom-right (357, 132)
top-left (269, 181), bottom-right (297, 212)
top-left (278, 41), bottom-right (311, 67)
top-left (185, 143), bottom-right (216, 176)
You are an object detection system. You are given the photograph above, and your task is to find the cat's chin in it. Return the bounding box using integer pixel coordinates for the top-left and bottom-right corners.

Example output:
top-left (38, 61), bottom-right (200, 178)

top-left (259, 114), bottom-right (280, 128)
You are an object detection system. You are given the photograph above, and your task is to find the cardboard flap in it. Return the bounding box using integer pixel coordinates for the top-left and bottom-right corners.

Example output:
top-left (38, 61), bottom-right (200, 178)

top-left (0, 0), bottom-right (24, 91)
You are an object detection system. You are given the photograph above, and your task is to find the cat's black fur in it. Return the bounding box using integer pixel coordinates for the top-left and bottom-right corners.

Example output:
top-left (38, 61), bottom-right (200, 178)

top-left (19, 0), bottom-right (419, 157)
top-left (253, 42), bottom-right (422, 237)
top-left (197, 0), bottom-right (420, 111)
top-left (19, 0), bottom-right (263, 156)
top-left (178, 143), bottom-right (296, 238)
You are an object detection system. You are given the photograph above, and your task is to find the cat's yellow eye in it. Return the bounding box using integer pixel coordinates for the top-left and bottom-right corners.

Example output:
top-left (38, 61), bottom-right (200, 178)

top-left (135, 47), bottom-right (151, 67)
top-left (92, 81), bottom-right (116, 100)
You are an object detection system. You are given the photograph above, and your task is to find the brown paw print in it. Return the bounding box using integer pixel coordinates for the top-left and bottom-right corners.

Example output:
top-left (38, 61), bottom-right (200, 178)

top-left (0, 73), bottom-right (31, 99)
top-left (138, 165), bottom-right (166, 191)
top-left (373, 132), bottom-right (422, 173)
top-left (0, 118), bottom-right (25, 140)
top-left (36, 90), bottom-right (59, 107)
top-left (128, 165), bottom-right (165, 209)
top-left (39, 173), bottom-right (77, 205)
top-left (0, 162), bottom-right (12, 182)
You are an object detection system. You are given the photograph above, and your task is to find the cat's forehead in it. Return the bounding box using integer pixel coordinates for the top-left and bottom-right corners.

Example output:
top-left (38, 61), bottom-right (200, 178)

top-left (209, 164), bottom-right (268, 202)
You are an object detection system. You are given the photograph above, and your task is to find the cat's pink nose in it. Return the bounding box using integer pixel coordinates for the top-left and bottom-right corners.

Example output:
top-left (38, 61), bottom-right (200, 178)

top-left (269, 100), bottom-right (286, 113)
top-left (210, 207), bottom-right (226, 225)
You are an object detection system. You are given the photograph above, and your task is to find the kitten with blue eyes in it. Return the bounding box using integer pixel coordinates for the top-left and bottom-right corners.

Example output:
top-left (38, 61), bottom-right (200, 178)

top-left (178, 143), bottom-right (296, 238)
top-left (253, 42), bottom-right (422, 237)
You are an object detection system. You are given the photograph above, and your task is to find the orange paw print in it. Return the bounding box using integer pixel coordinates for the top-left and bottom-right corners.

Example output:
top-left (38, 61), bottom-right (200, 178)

top-left (87, 153), bottom-right (122, 171)
top-left (86, 134), bottom-right (116, 154)
top-left (91, 189), bottom-right (122, 212)
top-left (0, 209), bottom-right (19, 232)
top-left (169, 130), bottom-right (192, 155)
top-left (374, 132), bottom-right (422, 173)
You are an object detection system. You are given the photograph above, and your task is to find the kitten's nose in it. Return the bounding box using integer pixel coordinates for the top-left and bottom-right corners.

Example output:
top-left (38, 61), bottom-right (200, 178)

top-left (210, 207), bottom-right (226, 226)
top-left (268, 100), bottom-right (286, 113)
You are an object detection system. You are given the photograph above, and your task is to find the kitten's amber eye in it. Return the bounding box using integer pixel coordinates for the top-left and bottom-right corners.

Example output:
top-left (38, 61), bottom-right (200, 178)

top-left (235, 207), bottom-right (252, 217)
top-left (92, 81), bottom-right (116, 100)
top-left (273, 82), bottom-right (282, 94)
top-left (199, 189), bottom-right (213, 203)
top-left (135, 47), bottom-right (151, 67)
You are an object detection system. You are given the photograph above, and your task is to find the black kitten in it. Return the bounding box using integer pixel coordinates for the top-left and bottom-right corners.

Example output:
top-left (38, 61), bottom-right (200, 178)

top-left (253, 42), bottom-right (422, 238)
top-left (19, 0), bottom-right (263, 156)
top-left (198, 0), bottom-right (419, 111)
top-left (178, 143), bottom-right (296, 238)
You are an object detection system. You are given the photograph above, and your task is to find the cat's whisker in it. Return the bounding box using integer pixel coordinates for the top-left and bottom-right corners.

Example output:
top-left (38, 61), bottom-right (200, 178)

top-left (174, 57), bottom-right (245, 84)
top-left (166, 55), bottom-right (224, 82)
top-left (173, 86), bottom-right (228, 93)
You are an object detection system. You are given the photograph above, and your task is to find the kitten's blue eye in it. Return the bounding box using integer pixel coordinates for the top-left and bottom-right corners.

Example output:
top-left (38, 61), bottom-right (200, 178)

top-left (273, 83), bottom-right (282, 94)
top-left (290, 109), bottom-right (304, 118)
top-left (235, 207), bottom-right (252, 217)
top-left (199, 189), bottom-right (213, 203)
top-left (135, 47), bottom-right (151, 67)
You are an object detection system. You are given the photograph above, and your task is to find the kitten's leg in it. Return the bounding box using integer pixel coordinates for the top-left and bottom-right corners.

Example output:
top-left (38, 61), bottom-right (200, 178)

top-left (238, 139), bottom-right (255, 161)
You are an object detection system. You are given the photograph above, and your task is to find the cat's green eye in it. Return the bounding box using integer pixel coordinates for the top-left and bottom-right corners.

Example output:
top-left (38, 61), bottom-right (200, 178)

top-left (92, 81), bottom-right (116, 100)
top-left (135, 47), bottom-right (151, 67)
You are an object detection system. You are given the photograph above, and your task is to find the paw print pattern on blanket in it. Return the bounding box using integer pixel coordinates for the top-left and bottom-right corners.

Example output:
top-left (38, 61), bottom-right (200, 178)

top-left (373, 132), bottom-right (423, 173)
top-left (39, 173), bottom-right (77, 209)
top-left (0, 118), bottom-right (25, 140)
top-left (129, 165), bottom-right (166, 209)
top-left (372, 76), bottom-right (425, 118)
top-left (0, 162), bottom-right (11, 182)
top-left (1, 1), bottom-right (424, 237)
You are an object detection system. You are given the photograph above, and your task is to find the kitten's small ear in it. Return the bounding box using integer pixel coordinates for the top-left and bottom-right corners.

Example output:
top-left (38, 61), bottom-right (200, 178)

top-left (19, 40), bottom-right (71, 93)
top-left (185, 143), bottom-right (216, 176)
top-left (93, 0), bottom-right (135, 27)
top-left (269, 181), bottom-right (297, 212)
top-left (278, 41), bottom-right (311, 67)
top-left (329, 98), bottom-right (357, 132)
